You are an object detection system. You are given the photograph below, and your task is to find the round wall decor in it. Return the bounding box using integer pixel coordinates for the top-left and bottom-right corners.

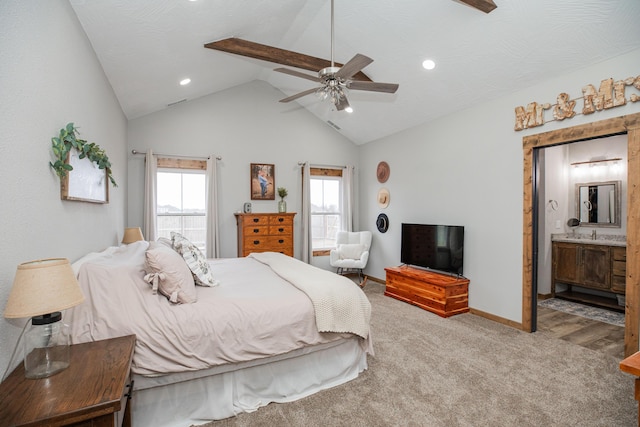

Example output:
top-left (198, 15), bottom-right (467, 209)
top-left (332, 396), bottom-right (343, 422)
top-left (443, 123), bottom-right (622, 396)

top-left (376, 213), bottom-right (389, 233)
top-left (377, 188), bottom-right (390, 208)
top-left (376, 161), bottom-right (390, 183)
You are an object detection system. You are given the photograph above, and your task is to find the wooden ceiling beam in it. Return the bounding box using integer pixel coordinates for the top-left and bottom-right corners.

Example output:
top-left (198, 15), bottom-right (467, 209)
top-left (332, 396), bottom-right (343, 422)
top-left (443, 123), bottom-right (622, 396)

top-left (204, 38), bottom-right (372, 82)
top-left (456, 0), bottom-right (497, 14)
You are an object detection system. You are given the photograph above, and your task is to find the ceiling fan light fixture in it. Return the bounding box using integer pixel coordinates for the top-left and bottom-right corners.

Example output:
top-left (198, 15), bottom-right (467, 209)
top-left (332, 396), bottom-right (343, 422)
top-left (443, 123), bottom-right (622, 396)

top-left (179, 78), bottom-right (191, 86)
top-left (345, 106), bottom-right (353, 113)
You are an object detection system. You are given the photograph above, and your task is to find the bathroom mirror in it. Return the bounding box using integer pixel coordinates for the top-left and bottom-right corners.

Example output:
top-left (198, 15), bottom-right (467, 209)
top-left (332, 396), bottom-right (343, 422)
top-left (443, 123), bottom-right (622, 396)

top-left (575, 180), bottom-right (621, 227)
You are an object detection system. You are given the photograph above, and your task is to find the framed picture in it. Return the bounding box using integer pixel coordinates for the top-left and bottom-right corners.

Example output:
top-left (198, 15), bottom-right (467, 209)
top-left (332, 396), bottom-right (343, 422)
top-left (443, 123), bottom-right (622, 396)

top-left (251, 163), bottom-right (275, 200)
top-left (60, 149), bottom-right (109, 203)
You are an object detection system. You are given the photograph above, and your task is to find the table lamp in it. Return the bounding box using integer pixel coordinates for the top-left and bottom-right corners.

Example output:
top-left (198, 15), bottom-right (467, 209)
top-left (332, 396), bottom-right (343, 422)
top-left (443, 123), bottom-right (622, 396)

top-left (122, 227), bottom-right (144, 244)
top-left (4, 258), bottom-right (85, 379)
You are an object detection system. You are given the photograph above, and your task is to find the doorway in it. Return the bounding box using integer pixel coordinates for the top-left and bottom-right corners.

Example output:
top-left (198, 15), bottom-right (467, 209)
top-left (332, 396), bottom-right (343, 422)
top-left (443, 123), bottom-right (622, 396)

top-left (521, 112), bottom-right (640, 357)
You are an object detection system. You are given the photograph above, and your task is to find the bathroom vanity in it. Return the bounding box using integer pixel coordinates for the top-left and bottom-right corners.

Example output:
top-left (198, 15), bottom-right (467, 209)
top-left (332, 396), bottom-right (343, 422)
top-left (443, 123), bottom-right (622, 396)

top-left (551, 235), bottom-right (626, 311)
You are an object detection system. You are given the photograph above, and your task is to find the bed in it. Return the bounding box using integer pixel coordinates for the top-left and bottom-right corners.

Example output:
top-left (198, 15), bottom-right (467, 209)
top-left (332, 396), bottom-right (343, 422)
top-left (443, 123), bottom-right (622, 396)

top-left (66, 239), bottom-right (372, 427)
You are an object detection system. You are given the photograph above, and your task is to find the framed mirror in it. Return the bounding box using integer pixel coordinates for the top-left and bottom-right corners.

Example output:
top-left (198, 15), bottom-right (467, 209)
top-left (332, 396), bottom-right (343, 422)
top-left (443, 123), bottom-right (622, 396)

top-left (575, 180), bottom-right (621, 227)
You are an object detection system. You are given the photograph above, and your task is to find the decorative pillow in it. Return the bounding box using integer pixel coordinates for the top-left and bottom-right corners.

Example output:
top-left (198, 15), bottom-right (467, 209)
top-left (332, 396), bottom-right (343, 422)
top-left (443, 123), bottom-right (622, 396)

top-left (144, 241), bottom-right (197, 304)
top-left (171, 232), bottom-right (219, 287)
top-left (156, 237), bottom-right (174, 250)
top-left (338, 243), bottom-right (366, 260)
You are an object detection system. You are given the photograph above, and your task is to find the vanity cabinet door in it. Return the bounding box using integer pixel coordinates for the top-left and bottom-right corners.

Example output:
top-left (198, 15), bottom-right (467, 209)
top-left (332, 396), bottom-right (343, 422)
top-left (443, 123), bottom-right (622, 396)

top-left (581, 245), bottom-right (611, 290)
top-left (553, 242), bottom-right (580, 284)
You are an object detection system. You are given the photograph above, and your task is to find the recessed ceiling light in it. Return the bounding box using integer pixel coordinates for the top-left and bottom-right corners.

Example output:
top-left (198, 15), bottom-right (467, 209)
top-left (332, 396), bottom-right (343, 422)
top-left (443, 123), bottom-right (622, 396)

top-left (179, 78), bottom-right (191, 86)
top-left (422, 59), bottom-right (436, 70)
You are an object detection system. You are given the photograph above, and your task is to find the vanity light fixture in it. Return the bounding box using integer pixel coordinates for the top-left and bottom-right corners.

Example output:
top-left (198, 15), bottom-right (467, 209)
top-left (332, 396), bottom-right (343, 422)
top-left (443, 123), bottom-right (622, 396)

top-left (570, 157), bottom-right (622, 167)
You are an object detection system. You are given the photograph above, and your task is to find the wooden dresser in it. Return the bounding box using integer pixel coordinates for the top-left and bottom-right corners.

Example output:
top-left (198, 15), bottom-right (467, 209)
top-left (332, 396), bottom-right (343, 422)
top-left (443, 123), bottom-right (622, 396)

top-left (384, 265), bottom-right (470, 318)
top-left (235, 212), bottom-right (295, 257)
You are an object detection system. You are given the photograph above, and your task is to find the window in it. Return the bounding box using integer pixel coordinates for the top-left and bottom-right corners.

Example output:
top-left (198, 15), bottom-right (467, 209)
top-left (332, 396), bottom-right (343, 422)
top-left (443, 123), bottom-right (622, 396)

top-left (156, 159), bottom-right (207, 252)
top-left (310, 168), bottom-right (343, 251)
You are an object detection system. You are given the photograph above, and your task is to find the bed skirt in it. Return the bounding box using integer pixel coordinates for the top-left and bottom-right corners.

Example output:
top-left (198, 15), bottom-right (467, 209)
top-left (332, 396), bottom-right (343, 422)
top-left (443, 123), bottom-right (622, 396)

top-left (131, 336), bottom-right (368, 426)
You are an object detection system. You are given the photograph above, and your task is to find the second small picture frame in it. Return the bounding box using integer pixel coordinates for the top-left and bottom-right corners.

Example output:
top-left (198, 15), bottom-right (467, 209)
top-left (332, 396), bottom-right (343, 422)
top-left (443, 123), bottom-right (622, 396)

top-left (251, 163), bottom-right (275, 200)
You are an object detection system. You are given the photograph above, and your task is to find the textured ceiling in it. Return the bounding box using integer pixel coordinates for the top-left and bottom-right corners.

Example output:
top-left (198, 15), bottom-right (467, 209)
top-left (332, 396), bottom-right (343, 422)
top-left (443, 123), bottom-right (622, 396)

top-left (69, 0), bottom-right (640, 145)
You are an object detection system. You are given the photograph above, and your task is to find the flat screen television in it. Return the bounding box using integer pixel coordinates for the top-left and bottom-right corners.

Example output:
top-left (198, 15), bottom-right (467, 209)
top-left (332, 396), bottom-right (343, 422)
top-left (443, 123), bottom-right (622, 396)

top-left (400, 223), bottom-right (464, 276)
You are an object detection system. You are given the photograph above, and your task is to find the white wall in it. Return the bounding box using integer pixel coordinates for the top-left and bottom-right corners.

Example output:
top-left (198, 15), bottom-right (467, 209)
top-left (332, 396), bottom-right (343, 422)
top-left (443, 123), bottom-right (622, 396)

top-left (0, 1), bottom-right (127, 375)
top-left (359, 49), bottom-right (640, 323)
top-left (127, 80), bottom-right (360, 260)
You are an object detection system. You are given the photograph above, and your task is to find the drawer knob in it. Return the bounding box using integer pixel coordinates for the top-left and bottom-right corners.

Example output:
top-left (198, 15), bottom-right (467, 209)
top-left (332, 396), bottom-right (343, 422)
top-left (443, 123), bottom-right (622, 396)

top-left (253, 240), bottom-right (260, 244)
top-left (125, 380), bottom-right (134, 399)
top-left (278, 218), bottom-right (284, 222)
top-left (253, 218), bottom-right (259, 223)
top-left (278, 228), bottom-right (284, 232)
top-left (278, 239), bottom-right (284, 244)
top-left (253, 229), bottom-right (259, 233)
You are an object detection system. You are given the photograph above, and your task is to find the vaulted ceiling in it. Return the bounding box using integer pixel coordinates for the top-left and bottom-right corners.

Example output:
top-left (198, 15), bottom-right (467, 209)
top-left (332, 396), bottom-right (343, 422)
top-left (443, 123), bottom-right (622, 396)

top-left (69, 0), bottom-right (640, 145)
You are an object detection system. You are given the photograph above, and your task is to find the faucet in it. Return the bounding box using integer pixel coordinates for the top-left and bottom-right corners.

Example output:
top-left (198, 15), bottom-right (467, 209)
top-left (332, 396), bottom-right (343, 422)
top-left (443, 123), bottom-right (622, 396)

top-left (592, 229), bottom-right (597, 240)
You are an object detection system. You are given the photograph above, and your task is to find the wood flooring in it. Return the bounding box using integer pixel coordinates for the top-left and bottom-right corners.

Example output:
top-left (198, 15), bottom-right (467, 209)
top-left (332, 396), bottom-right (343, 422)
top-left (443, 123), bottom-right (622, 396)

top-left (537, 305), bottom-right (625, 359)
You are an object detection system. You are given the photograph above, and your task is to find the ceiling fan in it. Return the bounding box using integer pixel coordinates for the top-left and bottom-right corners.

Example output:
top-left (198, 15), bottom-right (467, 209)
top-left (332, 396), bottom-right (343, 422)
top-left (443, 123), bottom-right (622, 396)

top-left (273, 0), bottom-right (399, 112)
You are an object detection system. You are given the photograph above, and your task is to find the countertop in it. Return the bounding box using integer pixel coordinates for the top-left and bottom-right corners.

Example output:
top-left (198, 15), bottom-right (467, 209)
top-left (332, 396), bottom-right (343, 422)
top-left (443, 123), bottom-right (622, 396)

top-left (551, 233), bottom-right (626, 247)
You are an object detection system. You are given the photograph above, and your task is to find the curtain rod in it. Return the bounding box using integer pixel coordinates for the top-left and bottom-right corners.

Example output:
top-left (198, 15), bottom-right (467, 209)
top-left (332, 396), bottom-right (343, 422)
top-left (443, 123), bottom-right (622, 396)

top-left (132, 149), bottom-right (221, 161)
top-left (298, 162), bottom-right (347, 169)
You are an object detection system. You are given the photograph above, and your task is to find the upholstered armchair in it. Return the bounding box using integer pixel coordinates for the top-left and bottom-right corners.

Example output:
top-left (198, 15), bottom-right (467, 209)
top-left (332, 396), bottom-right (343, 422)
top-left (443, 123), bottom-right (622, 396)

top-left (329, 231), bottom-right (373, 286)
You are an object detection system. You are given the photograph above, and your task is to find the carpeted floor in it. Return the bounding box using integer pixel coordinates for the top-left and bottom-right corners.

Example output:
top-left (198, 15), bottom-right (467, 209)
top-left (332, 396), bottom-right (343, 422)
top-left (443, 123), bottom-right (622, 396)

top-left (193, 282), bottom-right (635, 427)
top-left (538, 298), bottom-right (625, 327)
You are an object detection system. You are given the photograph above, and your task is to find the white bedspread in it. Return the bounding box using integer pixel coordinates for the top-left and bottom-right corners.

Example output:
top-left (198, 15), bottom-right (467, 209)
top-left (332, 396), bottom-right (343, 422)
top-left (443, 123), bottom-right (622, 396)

top-left (66, 242), bottom-right (371, 376)
top-left (249, 252), bottom-right (371, 339)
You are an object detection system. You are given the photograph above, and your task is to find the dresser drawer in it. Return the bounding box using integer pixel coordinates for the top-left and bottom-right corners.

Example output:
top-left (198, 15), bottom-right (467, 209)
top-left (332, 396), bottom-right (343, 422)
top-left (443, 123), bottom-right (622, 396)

top-left (269, 215), bottom-right (293, 226)
top-left (243, 225), bottom-right (269, 236)
top-left (269, 224), bottom-right (292, 236)
top-left (241, 215), bottom-right (270, 226)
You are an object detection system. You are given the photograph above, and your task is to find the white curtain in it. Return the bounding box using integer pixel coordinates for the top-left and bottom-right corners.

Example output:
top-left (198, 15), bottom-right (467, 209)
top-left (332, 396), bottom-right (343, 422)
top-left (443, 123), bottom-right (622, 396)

top-left (342, 165), bottom-right (355, 232)
top-left (143, 149), bottom-right (158, 241)
top-left (205, 156), bottom-right (219, 258)
top-left (300, 162), bottom-right (312, 263)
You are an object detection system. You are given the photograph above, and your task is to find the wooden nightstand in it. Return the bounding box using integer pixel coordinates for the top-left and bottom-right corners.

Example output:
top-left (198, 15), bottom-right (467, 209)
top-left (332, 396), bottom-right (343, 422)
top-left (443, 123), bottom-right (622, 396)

top-left (0, 335), bottom-right (136, 427)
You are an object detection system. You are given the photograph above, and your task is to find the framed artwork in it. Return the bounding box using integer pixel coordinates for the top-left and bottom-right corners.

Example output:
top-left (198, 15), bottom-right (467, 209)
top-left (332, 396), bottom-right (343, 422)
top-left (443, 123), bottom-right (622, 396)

top-left (60, 149), bottom-right (109, 203)
top-left (251, 163), bottom-right (275, 200)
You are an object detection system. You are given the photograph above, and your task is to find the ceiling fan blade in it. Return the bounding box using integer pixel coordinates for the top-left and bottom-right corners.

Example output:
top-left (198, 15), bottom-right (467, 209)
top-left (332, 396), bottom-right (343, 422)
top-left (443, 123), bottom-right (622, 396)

top-left (348, 81), bottom-right (399, 94)
top-left (455, 0), bottom-right (497, 14)
top-left (274, 68), bottom-right (321, 83)
top-left (205, 38), bottom-right (372, 82)
top-left (279, 87), bottom-right (319, 103)
top-left (335, 54), bottom-right (373, 80)
top-left (335, 96), bottom-right (350, 111)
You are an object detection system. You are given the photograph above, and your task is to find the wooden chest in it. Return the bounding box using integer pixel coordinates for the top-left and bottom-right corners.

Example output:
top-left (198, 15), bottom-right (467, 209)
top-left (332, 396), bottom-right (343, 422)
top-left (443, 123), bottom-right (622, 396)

top-left (384, 265), bottom-right (470, 318)
top-left (235, 212), bottom-right (296, 257)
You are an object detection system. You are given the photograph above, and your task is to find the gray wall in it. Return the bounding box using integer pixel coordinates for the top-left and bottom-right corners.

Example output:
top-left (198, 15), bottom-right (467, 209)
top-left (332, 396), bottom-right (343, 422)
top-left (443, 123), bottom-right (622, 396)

top-left (127, 80), bottom-right (360, 261)
top-left (358, 49), bottom-right (640, 323)
top-left (0, 0), bottom-right (127, 374)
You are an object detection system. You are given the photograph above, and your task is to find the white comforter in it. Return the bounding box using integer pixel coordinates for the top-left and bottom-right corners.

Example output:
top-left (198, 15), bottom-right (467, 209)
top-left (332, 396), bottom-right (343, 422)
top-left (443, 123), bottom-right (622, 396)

top-left (249, 252), bottom-right (371, 339)
top-left (66, 242), bottom-right (371, 376)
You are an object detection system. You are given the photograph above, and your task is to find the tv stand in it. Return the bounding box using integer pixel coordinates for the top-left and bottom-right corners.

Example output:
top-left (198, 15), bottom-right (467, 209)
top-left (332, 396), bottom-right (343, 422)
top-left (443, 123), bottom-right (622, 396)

top-left (384, 265), bottom-right (470, 318)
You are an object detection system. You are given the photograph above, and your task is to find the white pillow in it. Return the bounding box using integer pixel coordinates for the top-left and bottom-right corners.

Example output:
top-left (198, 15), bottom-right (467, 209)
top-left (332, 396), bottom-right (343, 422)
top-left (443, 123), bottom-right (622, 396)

top-left (171, 232), bottom-right (219, 287)
top-left (145, 241), bottom-right (197, 304)
top-left (338, 243), bottom-right (366, 260)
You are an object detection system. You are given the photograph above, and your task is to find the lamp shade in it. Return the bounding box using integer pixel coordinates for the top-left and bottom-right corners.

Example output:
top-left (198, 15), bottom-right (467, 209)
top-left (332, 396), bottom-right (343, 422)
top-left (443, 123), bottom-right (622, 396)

top-left (122, 227), bottom-right (144, 244)
top-left (4, 258), bottom-right (85, 319)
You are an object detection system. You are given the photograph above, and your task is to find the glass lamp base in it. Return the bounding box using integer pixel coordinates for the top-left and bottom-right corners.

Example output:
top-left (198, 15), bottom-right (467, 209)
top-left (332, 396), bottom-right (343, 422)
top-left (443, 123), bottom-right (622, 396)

top-left (24, 312), bottom-right (71, 379)
top-left (25, 358), bottom-right (70, 379)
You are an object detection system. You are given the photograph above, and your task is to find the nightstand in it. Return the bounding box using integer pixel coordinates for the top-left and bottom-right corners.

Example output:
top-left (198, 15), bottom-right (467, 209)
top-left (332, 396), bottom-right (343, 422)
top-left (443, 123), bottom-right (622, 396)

top-left (0, 334), bottom-right (136, 427)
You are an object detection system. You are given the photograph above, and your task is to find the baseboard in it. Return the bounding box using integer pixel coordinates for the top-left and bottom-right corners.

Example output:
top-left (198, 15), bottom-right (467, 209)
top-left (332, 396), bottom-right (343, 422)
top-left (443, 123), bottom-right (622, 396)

top-left (467, 308), bottom-right (523, 330)
top-left (366, 275), bottom-right (385, 285)
top-left (537, 293), bottom-right (553, 301)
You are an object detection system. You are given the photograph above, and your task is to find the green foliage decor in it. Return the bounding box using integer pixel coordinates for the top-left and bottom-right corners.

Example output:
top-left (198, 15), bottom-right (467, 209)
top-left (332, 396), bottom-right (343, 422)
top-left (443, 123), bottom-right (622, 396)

top-left (49, 123), bottom-right (117, 187)
top-left (277, 187), bottom-right (288, 200)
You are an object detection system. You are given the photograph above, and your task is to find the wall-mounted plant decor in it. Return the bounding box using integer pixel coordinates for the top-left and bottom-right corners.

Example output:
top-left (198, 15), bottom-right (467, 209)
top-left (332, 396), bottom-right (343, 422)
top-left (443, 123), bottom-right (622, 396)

top-left (49, 123), bottom-right (117, 203)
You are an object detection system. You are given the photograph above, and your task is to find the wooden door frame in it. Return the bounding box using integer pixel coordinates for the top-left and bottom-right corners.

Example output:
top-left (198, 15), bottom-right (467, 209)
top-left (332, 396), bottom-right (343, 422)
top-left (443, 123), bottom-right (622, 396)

top-left (522, 112), bottom-right (640, 357)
